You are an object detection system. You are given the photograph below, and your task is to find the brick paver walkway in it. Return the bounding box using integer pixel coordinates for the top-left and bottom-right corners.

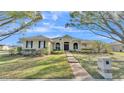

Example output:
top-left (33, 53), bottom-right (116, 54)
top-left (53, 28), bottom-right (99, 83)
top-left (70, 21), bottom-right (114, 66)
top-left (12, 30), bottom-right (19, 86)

top-left (65, 51), bottom-right (93, 80)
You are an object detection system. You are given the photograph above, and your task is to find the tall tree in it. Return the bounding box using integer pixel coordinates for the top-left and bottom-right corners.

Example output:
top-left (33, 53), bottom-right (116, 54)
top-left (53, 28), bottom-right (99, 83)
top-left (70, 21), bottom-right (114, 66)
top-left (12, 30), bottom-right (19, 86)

top-left (0, 11), bottom-right (42, 41)
top-left (66, 11), bottom-right (124, 44)
top-left (91, 40), bottom-right (111, 53)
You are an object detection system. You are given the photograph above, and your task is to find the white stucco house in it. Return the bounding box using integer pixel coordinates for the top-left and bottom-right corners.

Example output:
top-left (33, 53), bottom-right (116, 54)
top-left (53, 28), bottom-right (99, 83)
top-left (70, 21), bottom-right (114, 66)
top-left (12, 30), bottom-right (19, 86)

top-left (111, 42), bottom-right (124, 52)
top-left (20, 35), bottom-right (94, 54)
top-left (0, 44), bottom-right (12, 51)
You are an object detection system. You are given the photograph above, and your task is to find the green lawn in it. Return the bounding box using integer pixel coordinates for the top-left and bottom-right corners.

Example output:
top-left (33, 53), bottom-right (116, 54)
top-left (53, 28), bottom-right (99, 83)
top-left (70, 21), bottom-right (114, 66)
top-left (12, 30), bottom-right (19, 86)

top-left (0, 54), bottom-right (73, 79)
top-left (72, 52), bottom-right (124, 79)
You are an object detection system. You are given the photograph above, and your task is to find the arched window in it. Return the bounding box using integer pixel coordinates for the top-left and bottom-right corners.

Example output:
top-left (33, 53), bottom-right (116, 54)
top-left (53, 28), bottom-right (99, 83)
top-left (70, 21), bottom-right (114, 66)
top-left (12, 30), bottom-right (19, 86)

top-left (73, 43), bottom-right (78, 50)
top-left (56, 43), bottom-right (60, 50)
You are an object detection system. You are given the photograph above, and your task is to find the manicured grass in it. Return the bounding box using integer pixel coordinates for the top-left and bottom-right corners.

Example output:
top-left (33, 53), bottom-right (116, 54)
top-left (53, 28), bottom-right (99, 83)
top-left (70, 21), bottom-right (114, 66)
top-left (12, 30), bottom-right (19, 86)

top-left (73, 53), bottom-right (104, 79)
top-left (72, 52), bottom-right (124, 79)
top-left (111, 52), bottom-right (124, 79)
top-left (0, 54), bottom-right (73, 79)
top-left (112, 52), bottom-right (124, 56)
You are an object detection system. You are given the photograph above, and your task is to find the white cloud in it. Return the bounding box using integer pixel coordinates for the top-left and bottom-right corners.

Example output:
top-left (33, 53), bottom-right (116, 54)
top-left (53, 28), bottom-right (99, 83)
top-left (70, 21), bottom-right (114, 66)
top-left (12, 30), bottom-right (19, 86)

top-left (28, 23), bottom-right (87, 33)
top-left (50, 25), bottom-right (66, 30)
top-left (50, 12), bottom-right (64, 21)
top-left (35, 27), bottom-right (49, 32)
top-left (28, 27), bottom-right (49, 32)
top-left (95, 36), bottom-right (108, 39)
top-left (49, 25), bottom-right (86, 32)
top-left (42, 13), bottom-right (47, 19)
top-left (45, 34), bottom-right (61, 38)
top-left (42, 12), bottom-right (62, 21)
top-left (43, 22), bottom-right (50, 25)
top-left (52, 14), bottom-right (58, 21)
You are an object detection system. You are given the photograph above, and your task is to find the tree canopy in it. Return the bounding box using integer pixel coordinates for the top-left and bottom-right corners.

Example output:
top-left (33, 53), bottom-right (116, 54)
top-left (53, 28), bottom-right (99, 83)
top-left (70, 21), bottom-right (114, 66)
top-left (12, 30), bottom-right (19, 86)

top-left (0, 11), bottom-right (42, 41)
top-left (91, 40), bottom-right (112, 53)
top-left (66, 11), bottom-right (124, 44)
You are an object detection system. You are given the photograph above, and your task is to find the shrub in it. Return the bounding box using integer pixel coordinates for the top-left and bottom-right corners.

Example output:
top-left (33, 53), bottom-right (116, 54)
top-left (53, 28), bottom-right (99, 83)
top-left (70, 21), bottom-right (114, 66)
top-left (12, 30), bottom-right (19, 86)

top-left (38, 48), bottom-right (48, 55)
top-left (21, 49), bottom-right (37, 56)
top-left (109, 52), bottom-right (114, 55)
top-left (17, 47), bottom-right (22, 54)
top-left (51, 50), bottom-right (64, 54)
top-left (8, 48), bottom-right (17, 55)
top-left (81, 48), bottom-right (93, 53)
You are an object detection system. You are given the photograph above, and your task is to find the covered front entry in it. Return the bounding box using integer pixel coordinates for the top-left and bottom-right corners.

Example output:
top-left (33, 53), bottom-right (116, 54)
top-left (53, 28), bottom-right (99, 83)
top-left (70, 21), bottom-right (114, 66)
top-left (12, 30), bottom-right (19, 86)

top-left (64, 42), bottom-right (69, 50)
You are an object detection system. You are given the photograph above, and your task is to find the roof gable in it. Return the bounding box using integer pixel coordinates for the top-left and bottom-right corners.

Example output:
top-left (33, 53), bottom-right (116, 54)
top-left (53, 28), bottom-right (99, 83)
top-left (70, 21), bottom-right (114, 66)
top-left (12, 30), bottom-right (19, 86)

top-left (52, 35), bottom-right (81, 40)
top-left (20, 35), bottom-right (50, 41)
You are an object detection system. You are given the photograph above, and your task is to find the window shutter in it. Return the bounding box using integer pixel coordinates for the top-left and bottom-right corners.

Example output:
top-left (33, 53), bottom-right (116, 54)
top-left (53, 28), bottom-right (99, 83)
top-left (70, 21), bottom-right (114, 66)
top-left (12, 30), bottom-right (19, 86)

top-left (31, 41), bottom-right (33, 48)
top-left (26, 41), bottom-right (28, 48)
top-left (44, 41), bottom-right (45, 48)
top-left (39, 41), bottom-right (41, 48)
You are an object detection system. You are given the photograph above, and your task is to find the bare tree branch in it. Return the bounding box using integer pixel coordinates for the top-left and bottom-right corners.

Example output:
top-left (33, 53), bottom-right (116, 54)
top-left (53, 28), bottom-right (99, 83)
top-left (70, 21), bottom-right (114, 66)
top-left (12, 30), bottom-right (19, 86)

top-left (0, 20), bottom-right (35, 37)
top-left (0, 16), bottom-right (13, 22)
top-left (68, 11), bottom-right (124, 44)
top-left (0, 11), bottom-right (42, 41)
top-left (99, 12), bottom-right (124, 40)
top-left (0, 18), bottom-right (16, 27)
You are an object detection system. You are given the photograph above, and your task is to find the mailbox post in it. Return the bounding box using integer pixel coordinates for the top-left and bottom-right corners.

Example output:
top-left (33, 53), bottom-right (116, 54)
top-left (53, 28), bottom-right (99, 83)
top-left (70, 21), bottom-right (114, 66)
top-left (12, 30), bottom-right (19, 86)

top-left (97, 57), bottom-right (112, 80)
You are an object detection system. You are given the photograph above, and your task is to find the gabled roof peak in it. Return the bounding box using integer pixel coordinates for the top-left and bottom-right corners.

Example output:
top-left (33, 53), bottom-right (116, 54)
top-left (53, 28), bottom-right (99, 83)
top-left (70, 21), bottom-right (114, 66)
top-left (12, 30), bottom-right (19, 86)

top-left (63, 35), bottom-right (73, 38)
top-left (20, 35), bottom-right (51, 41)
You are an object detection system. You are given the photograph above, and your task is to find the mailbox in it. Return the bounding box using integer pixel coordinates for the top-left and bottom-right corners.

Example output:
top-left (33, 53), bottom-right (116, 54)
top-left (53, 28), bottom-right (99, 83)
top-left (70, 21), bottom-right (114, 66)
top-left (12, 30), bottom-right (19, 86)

top-left (97, 57), bottom-right (112, 79)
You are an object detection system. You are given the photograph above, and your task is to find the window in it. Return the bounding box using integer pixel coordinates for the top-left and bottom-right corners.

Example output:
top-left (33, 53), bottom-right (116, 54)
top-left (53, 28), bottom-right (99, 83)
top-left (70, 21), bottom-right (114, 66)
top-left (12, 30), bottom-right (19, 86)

top-left (73, 43), bottom-right (78, 49)
top-left (106, 61), bottom-right (109, 65)
top-left (56, 43), bottom-right (60, 50)
top-left (26, 41), bottom-right (33, 48)
top-left (39, 41), bottom-right (44, 48)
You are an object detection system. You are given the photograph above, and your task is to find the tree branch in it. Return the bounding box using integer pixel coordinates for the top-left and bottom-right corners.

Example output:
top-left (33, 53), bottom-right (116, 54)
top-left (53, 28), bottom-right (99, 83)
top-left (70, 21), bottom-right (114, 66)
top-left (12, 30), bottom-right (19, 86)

top-left (0, 35), bottom-right (12, 41)
top-left (99, 12), bottom-right (124, 40)
top-left (89, 28), bottom-right (123, 43)
top-left (0, 18), bottom-right (16, 27)
top-left (107, 12), bottom-right (124, 35)
top-left (0, 17), bottom-right (41, 41)
top-left (0, 16), bottom-right (13, 22)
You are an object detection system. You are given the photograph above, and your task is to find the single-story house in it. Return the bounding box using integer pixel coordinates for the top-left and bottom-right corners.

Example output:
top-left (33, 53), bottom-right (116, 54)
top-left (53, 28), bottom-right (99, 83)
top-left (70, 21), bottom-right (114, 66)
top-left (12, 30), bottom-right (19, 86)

top-left (0, 44), bottom-right (11, 51)
top-left (111, 42), bottom-right (124, 52)
top-left (20, 35), bottom-right (93, 54)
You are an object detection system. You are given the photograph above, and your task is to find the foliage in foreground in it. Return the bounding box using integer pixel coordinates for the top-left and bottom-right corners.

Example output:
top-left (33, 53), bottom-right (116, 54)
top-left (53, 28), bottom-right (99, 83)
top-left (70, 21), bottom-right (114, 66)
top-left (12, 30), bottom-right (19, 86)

top-left (0, 11), bottom-right (42, 41)
top-left (66, 11), bottom-right (124, 44)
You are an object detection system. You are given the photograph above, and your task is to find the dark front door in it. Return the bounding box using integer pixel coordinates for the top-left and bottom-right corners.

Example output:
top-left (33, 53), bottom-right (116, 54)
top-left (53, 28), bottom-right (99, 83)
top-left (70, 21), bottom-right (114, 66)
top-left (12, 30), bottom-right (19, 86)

top-left (64, 42), bottom-right (69, 50)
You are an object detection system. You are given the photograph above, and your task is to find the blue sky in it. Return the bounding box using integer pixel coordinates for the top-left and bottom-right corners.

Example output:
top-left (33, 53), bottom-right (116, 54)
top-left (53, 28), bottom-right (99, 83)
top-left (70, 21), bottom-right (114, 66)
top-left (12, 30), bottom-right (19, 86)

top-left (0, 11), bottom-right (114, 45)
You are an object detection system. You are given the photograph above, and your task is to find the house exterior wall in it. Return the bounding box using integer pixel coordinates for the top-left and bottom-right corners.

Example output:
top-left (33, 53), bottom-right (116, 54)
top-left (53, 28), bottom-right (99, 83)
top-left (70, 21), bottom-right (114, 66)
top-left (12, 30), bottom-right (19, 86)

top-left (52, 37), bottom-right (82, 51)
top-left (22, 40), bottom-right (52, 52)
top-left (112, 44), bottom-right (124, 52)
top-left (22, 40), bottom-right (38, 49)
top-left (2, 46), bottom-right (10, 50)
top-left (21, 35), bottom-right (92, 52)
top-left (0, 45), bottom-right (10, 51)
top-left (47, 41), bottom-right (52, 54)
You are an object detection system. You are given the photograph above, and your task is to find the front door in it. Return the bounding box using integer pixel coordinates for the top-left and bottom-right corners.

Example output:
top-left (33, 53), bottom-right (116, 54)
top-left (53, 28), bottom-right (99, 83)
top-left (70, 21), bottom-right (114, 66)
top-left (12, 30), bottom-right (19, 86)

top-left (64, 42), bottom-right (69, 50)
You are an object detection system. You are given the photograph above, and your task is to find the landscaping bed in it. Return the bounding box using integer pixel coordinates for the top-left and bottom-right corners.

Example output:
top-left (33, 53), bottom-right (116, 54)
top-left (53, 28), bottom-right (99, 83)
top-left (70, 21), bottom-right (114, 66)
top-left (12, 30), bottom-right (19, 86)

top-left (51, 50), bottom-right (64, 54)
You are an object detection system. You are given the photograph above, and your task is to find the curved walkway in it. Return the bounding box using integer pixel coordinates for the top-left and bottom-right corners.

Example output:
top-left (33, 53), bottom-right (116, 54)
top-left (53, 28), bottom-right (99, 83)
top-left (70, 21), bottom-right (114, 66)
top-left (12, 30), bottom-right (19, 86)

top-left (65, 51), bottom-right (93, 80)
